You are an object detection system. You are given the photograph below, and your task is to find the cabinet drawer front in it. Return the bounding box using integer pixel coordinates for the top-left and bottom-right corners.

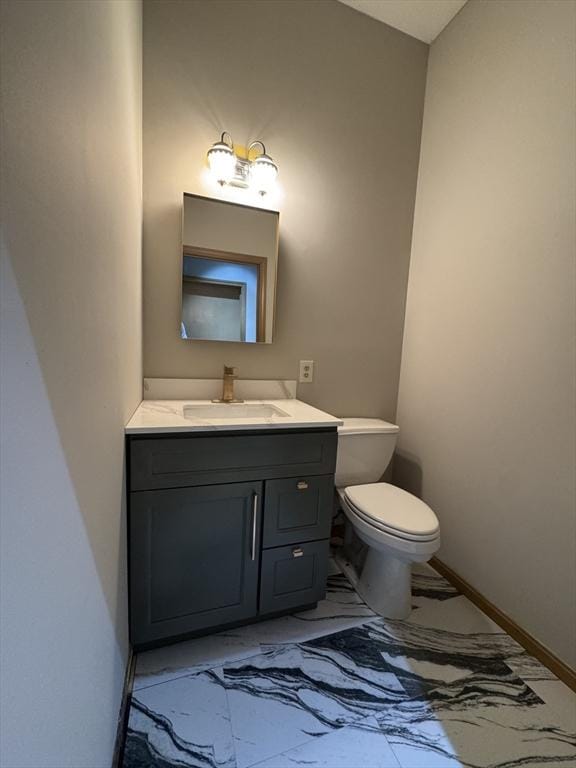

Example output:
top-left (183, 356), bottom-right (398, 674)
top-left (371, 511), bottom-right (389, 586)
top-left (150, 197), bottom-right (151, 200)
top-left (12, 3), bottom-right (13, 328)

top-left (129, 430), bottom-right (337, 491)
top-left (263, 475), bottom-right (334, 548)
top-left (129, 482), bottom-right (261, 647)
top-left (259, 540), bottom-right (329, 616)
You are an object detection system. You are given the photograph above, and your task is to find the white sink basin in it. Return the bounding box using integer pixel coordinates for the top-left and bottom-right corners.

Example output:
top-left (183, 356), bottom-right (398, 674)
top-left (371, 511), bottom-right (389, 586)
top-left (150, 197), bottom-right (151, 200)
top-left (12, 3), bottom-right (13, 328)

top-left (183, 402), bottom-right (290, 420)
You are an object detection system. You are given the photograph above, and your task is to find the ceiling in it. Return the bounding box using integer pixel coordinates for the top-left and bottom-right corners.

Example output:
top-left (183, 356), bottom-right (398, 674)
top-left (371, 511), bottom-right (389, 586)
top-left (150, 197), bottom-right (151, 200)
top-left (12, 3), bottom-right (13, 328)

top-left (337, 0), bottom-right (468, 44)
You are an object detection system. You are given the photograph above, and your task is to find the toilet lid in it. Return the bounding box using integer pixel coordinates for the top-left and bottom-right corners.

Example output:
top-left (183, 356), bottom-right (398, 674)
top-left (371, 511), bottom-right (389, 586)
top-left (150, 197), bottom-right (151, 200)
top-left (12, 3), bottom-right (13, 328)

top-left (344, 483), bottom-right (439, 539)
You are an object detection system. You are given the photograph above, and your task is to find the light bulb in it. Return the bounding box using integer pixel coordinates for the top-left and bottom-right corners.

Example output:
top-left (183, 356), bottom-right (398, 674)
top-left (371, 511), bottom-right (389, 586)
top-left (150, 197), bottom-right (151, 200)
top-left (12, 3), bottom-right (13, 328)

top-left (250, 153), bottom-right (278, 195)
top-left (207, 136), bottom-right (236, 185)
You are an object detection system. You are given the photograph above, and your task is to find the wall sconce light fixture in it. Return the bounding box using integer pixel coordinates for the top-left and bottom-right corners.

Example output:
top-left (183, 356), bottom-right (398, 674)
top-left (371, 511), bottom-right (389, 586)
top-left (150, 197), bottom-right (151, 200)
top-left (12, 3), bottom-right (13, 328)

top-left (206, 132), bottom-right (237, 187)
top-left (207, 132), bottom-right (279, 195)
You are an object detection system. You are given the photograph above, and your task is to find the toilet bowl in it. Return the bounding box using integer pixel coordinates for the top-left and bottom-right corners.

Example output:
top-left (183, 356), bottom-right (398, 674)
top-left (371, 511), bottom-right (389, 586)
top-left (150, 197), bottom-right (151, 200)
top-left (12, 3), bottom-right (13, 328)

top-left (336, 418), bottom-right (440, 619)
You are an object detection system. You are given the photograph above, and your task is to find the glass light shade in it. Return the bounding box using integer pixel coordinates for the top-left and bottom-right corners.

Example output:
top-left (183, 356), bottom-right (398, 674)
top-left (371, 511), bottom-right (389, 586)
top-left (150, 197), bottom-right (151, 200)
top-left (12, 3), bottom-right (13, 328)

top-left (207, 142), bottom-right (236, 185)
top-left (250, 154), bottom-right (278, 195)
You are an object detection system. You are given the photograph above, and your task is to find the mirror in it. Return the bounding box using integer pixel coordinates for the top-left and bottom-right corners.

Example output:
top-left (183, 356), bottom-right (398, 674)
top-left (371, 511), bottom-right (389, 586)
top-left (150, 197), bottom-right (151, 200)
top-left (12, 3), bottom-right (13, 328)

top-left (181, 194), bottom-right (279, 343)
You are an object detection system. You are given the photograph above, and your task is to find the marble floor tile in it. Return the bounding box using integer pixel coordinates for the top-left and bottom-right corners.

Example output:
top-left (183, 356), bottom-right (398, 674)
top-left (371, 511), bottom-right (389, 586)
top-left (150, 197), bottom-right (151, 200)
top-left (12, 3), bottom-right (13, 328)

top-left (123, 562), bottom-right (576, 768)
top-left (505, 651), bottom-right (560, 683)
top-left (219, 641), bottom-right (405, 768)
top-left (379, 649), bottom-right (476, 685)
top-left (315, 618), bottom-right (522, 683)
top-left (365, 612), bottom-right (538, 687)
top-left (406, 594), bottom-right (504, 634)
top-left (123, 670), bottom-right (235, 768)
top-left (378, 693), bottom-right (576, 768)
top-left (411, 564), bottom-right (460, 606)
top-left (133, 631), bottom-right (262, 691)
top-left (373, 656), bottom-right (576, 768)
top-left (523, 679), bottom-right (576, 731)
top-left (250, 716), bottom-right (401, 768)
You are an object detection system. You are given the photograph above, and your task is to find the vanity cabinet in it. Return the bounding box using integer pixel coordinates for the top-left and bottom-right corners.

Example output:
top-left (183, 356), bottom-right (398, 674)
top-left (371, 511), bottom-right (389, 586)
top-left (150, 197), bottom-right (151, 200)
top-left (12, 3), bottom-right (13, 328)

top-left (127, 428), bottom-right (337, 650)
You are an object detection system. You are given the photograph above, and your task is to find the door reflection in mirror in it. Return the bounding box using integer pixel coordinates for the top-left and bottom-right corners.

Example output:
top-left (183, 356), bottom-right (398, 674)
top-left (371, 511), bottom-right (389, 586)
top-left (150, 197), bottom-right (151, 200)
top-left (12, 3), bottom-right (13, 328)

top-left (181, 194), bottom-right (279, 344)
top-left (181, 254), bottom-right (262, 342)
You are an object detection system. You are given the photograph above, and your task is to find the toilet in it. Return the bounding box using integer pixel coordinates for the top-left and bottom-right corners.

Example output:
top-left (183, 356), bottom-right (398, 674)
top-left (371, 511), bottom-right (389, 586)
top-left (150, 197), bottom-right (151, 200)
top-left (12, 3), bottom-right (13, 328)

top-left (336, 418), bottom-right (440, 619)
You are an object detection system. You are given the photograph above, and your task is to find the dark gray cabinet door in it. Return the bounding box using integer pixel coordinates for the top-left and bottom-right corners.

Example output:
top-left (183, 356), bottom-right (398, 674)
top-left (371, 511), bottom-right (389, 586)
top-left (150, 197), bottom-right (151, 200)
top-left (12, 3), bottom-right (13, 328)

top-left (262, 475), bottom-right (334, 548)
top-left (129, 481), bottom-right (262, 647)
top-left (259, 539), bottom-right (329, 615)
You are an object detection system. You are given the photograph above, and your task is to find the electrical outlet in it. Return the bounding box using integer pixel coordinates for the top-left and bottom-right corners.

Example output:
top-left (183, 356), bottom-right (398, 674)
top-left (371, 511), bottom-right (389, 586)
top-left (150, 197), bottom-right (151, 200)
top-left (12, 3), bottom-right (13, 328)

top-left (299, 360), bottom-right (314, 383)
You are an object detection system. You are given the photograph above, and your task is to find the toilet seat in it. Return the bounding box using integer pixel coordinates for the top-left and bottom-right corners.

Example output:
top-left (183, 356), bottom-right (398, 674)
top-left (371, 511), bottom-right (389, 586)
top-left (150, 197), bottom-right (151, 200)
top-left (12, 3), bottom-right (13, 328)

top-left (343, 483), bottom-right (440, 542)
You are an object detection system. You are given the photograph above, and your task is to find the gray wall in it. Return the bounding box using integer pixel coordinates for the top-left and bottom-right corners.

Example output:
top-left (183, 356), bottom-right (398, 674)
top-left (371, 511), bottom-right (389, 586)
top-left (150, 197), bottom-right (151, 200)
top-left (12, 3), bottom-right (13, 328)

top-left (396, 0), bottom-right (576, 667)
top-left (143, 0), bottom-right (428, 418)
top-left (0, 1), bottom-right (142, 765)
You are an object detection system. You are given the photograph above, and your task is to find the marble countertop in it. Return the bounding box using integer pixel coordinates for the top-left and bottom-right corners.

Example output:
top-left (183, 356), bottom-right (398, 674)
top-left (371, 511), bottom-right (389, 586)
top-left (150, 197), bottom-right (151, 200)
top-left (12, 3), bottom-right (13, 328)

top-left (125, 398), bottom-right (343, 434)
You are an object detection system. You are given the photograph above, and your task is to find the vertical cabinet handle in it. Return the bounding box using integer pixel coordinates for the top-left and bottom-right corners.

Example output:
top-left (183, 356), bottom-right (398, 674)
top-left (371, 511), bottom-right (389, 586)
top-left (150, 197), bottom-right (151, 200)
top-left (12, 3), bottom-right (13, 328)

top-left (251, 492), bottom-right (258, 561)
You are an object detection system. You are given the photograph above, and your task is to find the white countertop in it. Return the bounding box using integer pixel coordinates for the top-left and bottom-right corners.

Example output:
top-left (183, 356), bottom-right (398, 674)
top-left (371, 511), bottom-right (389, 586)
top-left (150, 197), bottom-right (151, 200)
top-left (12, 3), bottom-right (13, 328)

top-left (125, 399), bottom-right (343, 434)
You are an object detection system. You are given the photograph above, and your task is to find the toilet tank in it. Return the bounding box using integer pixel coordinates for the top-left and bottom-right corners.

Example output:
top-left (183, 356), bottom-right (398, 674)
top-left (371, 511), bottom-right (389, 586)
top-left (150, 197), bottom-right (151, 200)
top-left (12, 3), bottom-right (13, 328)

top-left (335, 418), bottom-right (400, 488)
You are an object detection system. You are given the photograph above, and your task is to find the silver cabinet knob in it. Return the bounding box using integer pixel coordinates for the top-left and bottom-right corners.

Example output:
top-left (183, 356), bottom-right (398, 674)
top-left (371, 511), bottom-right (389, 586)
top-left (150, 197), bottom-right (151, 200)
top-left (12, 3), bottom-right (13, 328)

top-left (292, 547), bottom-right (304, 558)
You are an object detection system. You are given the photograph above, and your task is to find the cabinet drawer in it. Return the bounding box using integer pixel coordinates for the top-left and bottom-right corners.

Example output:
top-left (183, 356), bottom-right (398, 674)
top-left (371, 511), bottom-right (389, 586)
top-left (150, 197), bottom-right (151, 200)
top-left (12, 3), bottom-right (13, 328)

top-left (259, 540), bottom-right (329, 615)
top-left (129, 430), bottom-right (337, 491)
top-left (262, 475), bottom-right (334, 548)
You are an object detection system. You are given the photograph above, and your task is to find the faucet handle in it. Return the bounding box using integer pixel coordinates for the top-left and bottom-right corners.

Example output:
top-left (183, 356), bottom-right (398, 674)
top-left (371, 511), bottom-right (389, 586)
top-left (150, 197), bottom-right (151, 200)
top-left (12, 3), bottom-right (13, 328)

top-left (223, 365), bottom-right (237, 377)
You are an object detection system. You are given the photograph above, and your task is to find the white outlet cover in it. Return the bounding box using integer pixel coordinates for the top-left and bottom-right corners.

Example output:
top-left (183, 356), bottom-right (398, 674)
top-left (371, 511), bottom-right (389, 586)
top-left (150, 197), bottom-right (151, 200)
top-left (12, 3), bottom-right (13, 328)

top-left (299, 360), bottom-right (314, 383)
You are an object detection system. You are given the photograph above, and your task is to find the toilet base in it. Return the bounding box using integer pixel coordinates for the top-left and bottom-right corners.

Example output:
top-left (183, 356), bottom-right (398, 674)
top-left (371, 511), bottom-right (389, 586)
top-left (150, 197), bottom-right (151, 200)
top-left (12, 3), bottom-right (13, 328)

top-left (356, 547), bottom-right (412, 619)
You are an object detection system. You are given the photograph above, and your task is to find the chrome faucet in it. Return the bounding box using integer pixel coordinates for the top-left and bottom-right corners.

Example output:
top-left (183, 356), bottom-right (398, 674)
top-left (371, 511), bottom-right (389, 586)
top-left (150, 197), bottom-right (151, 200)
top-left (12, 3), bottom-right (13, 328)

top-left (213, 365), bottom-right (244, 403)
